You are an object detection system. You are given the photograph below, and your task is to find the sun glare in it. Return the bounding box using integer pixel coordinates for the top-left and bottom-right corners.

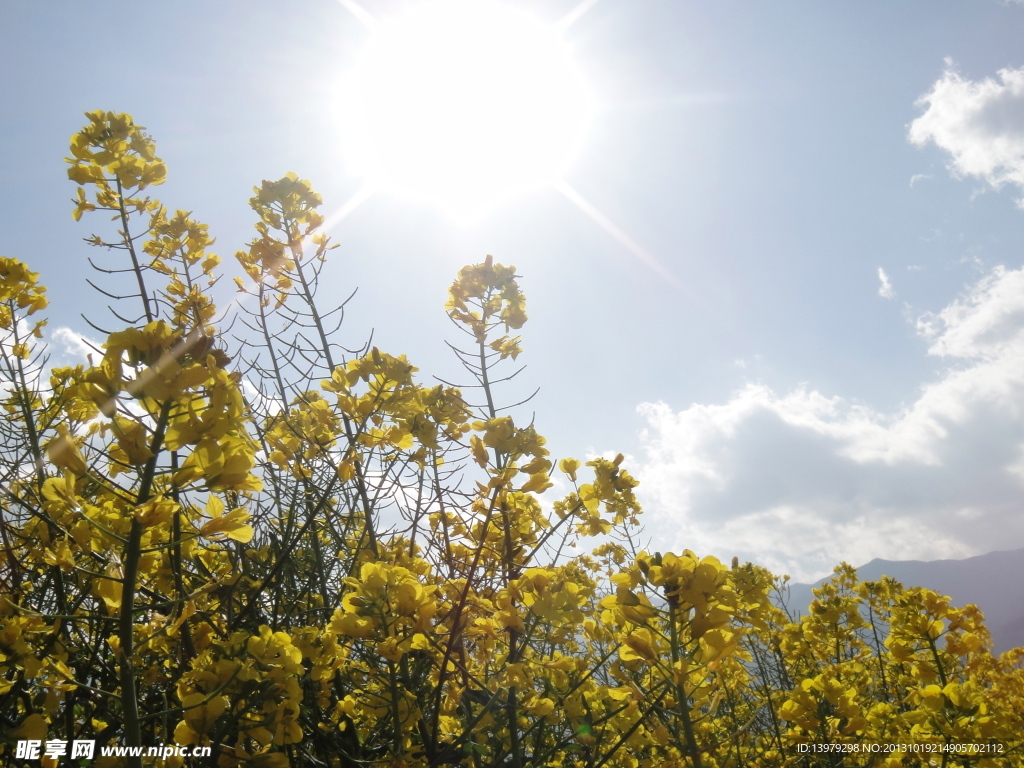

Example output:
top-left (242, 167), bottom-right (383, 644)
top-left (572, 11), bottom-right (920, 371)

top-left (348, 0), bottom-right (593, 218)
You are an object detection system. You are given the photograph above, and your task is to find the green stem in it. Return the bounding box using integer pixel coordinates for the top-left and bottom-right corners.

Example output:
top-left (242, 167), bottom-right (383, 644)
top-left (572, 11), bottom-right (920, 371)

top-left (290, 229), bottom-right (379, 556)
top-left (668, 602), bottom-right (703, 768)
top-left (114, 177), bottom-right (154, 323)
top-left (118, 400), bottom-right (171, 767)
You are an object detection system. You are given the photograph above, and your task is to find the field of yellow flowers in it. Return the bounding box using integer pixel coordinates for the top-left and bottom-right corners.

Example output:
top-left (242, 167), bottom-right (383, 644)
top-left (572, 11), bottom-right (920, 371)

top-left (0, 111), bottom-right (1022, 767)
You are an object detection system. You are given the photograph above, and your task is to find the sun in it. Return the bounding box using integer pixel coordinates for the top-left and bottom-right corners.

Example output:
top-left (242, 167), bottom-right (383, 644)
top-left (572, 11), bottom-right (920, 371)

top-left (347, 0), bottom-right (593, 218)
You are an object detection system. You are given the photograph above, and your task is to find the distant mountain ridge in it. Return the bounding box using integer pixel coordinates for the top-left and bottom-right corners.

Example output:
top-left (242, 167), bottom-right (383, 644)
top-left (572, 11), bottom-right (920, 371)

top-left (783, 547), bottom-right (1024, 655)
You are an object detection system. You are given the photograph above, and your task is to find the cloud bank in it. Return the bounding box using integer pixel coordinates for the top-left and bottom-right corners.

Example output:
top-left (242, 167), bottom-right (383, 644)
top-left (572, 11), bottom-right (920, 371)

top-left (630, 63), bottom-right (1024, 581)
top-left (636, 264), bottom-right (1024, 581)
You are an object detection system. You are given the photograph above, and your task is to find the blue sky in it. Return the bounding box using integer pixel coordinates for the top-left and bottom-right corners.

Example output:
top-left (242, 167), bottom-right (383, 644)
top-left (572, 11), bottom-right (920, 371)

top-left (4, 0), bottom-right (1024, 580)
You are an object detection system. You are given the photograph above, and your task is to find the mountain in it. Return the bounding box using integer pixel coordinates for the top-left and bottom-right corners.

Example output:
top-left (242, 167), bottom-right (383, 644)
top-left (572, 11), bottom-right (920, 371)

top-left (780, 548), bottom-right (1024, 655)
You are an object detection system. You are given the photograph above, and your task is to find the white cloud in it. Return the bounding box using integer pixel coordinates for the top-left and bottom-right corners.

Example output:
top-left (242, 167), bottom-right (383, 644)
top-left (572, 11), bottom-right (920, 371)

top-left (634, 265), bottom-right (1024, 581)
top-left (916, 265), bottom-right (1024, 359)
top-left (877, 267), bottom-right (895, 299)
top-left (52, 327), bottom-right (100, 361)
top-left (241, 378), bottom-right (284, 417)
top-left (909, 64), bottom-right (1024, 204)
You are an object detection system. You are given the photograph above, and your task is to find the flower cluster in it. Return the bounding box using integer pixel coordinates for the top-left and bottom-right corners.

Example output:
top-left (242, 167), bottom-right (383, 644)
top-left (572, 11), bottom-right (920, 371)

top-left (0, 112), bottom-right (1020, 768)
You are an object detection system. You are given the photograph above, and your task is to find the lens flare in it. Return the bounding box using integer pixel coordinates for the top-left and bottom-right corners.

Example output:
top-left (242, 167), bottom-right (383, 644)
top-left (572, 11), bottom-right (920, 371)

top-left (348, 0), bottom-right (593, 218)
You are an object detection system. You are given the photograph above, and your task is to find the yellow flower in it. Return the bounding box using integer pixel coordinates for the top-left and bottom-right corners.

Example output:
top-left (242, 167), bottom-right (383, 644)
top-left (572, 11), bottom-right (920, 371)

top-left (198, 496), bottom-right (253, 543)
top-left (45, 424), bottom-right (87, 475)
top-left (620, 629), bottom-right (659, 663)
top-left (558, 457), bottom-right (581, 481)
